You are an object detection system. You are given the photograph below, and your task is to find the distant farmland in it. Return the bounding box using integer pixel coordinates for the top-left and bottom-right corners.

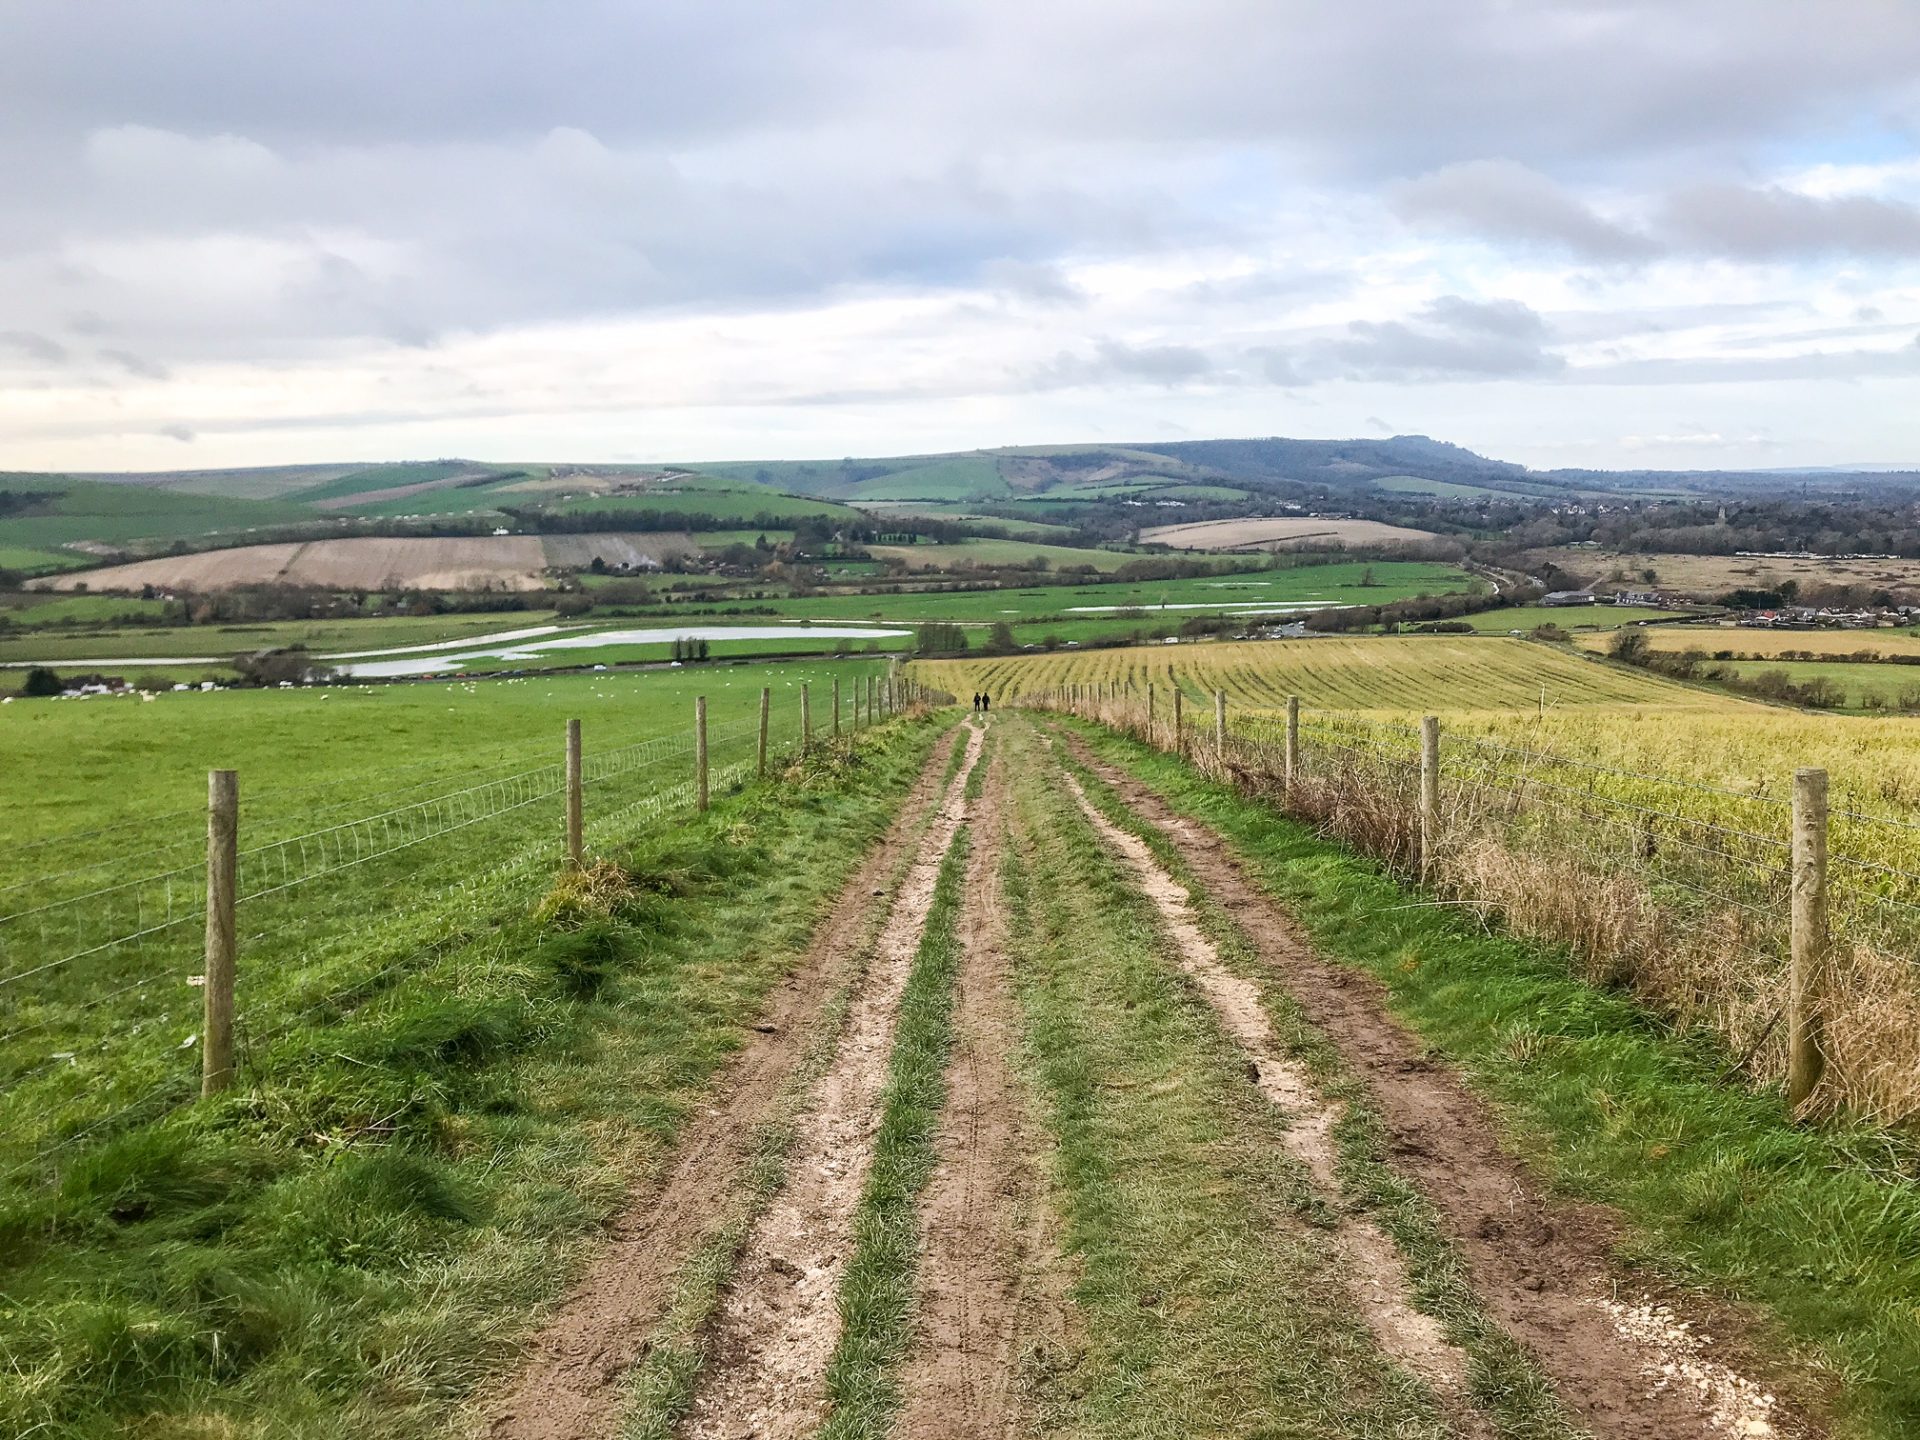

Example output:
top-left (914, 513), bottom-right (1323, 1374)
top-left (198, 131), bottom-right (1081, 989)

top-left (36, 533), bottom-right (700, 593)
top-left (1141, 516), bottom-right (1437, 550)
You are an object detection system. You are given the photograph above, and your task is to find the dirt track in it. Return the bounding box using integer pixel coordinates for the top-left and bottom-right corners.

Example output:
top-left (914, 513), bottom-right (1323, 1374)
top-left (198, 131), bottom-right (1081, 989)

top-left (1057, 726), bottom-right (1798, 1440)
top-left (486, 725), bottom-right (973, 1440)
top-left (481, 711), bottom-right (1810, 1439)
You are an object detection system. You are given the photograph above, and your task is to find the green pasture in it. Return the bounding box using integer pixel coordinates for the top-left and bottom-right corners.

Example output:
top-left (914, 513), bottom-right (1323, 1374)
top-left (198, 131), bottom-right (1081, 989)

top-left (544, 489), bottom-right (862, 525)
top-left (1720, 658), bottom-right (1920, 709)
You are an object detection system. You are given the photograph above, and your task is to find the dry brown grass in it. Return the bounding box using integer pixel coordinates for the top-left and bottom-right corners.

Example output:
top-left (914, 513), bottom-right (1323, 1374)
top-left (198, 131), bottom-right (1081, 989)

top-left (1049, 691), bottom-right (1920, 1126)
top-left (533, 858), bottom-right (641, 928)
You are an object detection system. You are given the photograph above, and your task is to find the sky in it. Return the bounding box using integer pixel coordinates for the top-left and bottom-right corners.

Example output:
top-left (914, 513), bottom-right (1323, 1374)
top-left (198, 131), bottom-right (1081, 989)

top-left (3, 0), bottom-right (1920, 474)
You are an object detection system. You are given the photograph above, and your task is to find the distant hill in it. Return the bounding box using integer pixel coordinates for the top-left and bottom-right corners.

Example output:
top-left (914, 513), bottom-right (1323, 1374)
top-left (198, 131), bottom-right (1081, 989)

top-left (7, 436), bottom-right (1917, 575)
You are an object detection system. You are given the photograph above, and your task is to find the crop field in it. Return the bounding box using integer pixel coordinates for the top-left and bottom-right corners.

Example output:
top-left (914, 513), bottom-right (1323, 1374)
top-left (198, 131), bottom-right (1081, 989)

top-left (31, 533), bottom-right (701, 595)
top-left (1575, 623), bottom-right (1920, 660)
top-left (1527, 547), bottom-right (1920, 597)
top-left (865, 537), bottom-right (1143, 571)
top-left (1140, 515), bottom-right (1440, 549)
top-left (915, 634), bottom-right (1716, 711)
top-left (1451, 603), bottom-right (1678, 632)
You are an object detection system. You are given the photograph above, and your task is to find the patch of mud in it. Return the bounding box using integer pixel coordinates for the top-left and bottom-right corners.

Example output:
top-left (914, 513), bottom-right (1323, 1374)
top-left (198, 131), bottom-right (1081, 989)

top-left (680, 722), bottom-right (988, 1439)
top-left (1059, 770), bottom-right (1477, 1412)
top-left (896, 749), bottom-right (1050, 1439)
top-left (484, 726), bottom-right (971, 1440)
top-left (1059, 729), bottom-right (1813, 1440)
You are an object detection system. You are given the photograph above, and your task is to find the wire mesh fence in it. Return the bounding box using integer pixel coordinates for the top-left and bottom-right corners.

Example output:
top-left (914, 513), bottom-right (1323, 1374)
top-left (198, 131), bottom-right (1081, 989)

top-left (0, 673), bottom-right (930, 1195)
top-left (1027, 680), bottom-right (1920, 1125)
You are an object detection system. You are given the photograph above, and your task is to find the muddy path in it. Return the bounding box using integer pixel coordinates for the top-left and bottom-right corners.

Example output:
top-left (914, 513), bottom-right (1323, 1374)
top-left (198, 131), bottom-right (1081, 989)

top-left (1057, 726), bottom-right (1801, 1440)
top-left (895, 742), bottom-right (1054, 1440)
top-left (678, 720), bottom-right (989, 1439)
top-left (1057, 766), bottom-right (1492, 1438)
top-left (485, 724), bottom-right (973, 1440)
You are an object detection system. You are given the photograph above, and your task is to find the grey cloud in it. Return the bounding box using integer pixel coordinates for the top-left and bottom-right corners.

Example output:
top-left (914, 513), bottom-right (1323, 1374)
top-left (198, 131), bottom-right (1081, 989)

top-left (99, 348), bottom-right (169, 379)
top-left (159, 423), bottom-right (195, 442)
top-left (0, 329), bottom-right (70, 363)
top-left (1317, 296), bottom-right (1564, 381)
top-left (1662, 184), bottom-right (1920, 259)
top-left (1040, 338), bottom-right (1214, 388)
top-left (1393, 160), bottom-right (1658, 261)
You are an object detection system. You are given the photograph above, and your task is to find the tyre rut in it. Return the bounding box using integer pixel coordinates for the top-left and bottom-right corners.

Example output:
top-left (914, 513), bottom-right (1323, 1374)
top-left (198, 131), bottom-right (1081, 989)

top-left (1059, 728), bottom-right (1803, 1440)
top-left (484, 724), bottom-right (971, 1440)
top-left (678, 720), bottom-right (989, 1439)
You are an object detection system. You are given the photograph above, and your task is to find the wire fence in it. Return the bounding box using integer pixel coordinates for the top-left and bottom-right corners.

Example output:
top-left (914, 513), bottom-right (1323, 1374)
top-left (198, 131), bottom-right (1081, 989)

top-left (1027, 680), bottom-right (1920, 1126)
top-left (0, 672), bottom-right (939, 1196)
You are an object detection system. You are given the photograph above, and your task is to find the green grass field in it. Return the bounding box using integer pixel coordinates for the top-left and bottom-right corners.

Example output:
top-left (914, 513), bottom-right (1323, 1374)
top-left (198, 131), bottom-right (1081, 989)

top-left (545, 489), bottom-right (864, 525)
top-left (865, 538), bottom-right (1144, 572)
top-left (1719, 658), bottom-right (1920, 708)
top-left (0, 609), bottom-right (566, 666)
top-left (0, 475), bottom-right (311, 551)
top-left (844, 456), bottom-right (1010, 501)
top-left (0, 702), bottom-right (943, 1438)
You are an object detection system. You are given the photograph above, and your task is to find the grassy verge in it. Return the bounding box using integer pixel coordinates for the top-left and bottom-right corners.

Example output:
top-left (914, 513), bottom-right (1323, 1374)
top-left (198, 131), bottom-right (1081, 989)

top-left (0, 718), bottom-right (945, 1440)
top-left (999, 725), bottom-right (1454, 1438)
top-left (1067, 718), bottom-right (1920, 1440)
top-left (816, 801), bottom-right (975, 1436)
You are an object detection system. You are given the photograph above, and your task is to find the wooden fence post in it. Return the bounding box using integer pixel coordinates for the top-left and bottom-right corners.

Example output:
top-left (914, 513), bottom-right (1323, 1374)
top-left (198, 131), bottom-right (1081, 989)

top-left (833, 676), bottom-right (842, 740)
top-left (1172, 688), bottom-right (1184, 755)
top-left (868, 675), bottom-right (876, 727)
top-left (565, 719), bottom-right (583, 868)
top-left (802, 682), bottom-right (812, 753)
top-left (202, 769), bottom-right (238, 1097)
top-left (1419, 715), bottom-right (1440, 881)
top-left (1787, 767), bottom-right (1829, 1109)
top-left (1215, 690), bottom-right (1227, 759)
top-left (1148, 683), bottom-right (1155, 743)
top-left (696, 697), bottom-right (710, 812)
top-left (757, 686), bottom-right (770, 779)
top-left (1284, 695), bottom-right (1300, 796)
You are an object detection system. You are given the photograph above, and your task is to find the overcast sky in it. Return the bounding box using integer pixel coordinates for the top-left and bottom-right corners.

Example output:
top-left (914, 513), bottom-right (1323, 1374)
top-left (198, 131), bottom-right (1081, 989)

top-left (4, 0), bottom-right (1920, 473)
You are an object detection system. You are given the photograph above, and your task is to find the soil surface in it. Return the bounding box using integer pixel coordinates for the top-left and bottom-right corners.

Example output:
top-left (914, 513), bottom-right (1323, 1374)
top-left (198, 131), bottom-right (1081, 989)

top-left (679, 721), bottom-right (988, 1439)
top-left (1060, 769), bottom-right (1484, 1431)
top-left (484, 725), bottom-right (970, 1440)
top-left (895, 747), bottom-right (1050, 1439)
top-left (1060, 727), bottom-right (1801, 1440)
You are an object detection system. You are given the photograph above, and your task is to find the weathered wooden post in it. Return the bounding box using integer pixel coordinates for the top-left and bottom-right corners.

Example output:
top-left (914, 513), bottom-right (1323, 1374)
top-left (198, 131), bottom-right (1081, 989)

top-left (1419, 715), bottom-right (1440, 881)
top-left (1284, 695), bottom-right (1300, 796)
top-left (202, 769), bottom-right (238, 1097)
top-left (833, 677), bottom-right (842, 740)
top-left (1787, 767), bottom-right (1829, 1109)
top-left (1172, 688), bottom-right (1184, 755)
top-left (565, 719), bottom-right (583, 867)
top-left (1215, 690), bottom-right (1227, 759)
top-left (1148, 683), bottom-right (1156, 743)
top-left (802, 682), bottom-right (812, 754)
top-left (696, 696), bottom-right (710, 812)
top-left (757, 686), bottom-right (770, 779)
